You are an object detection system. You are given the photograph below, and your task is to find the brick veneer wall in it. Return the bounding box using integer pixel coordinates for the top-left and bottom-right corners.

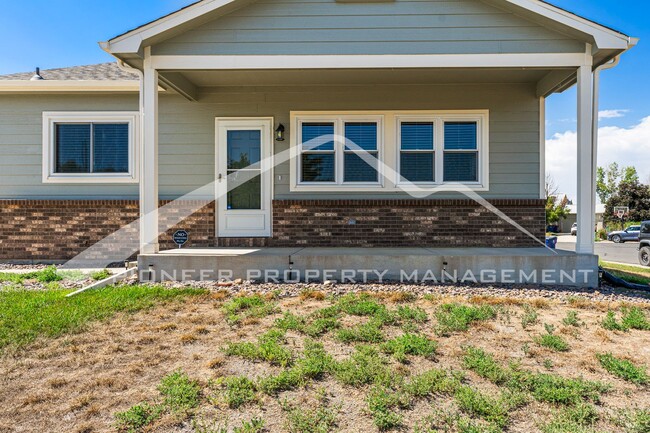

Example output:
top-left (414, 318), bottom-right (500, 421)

top-left (270, 199), bottom-right (546, 248)
top-left (0, 199), bottom-right (545, 261)
top-left (0, 200), bottom-right (214, 262)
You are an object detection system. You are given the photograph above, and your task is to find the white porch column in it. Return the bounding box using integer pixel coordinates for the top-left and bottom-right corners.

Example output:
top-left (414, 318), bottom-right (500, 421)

top-left (576, 65), bottom-right (595, 254)
top-left (140, 48), bottom-right (159, 254)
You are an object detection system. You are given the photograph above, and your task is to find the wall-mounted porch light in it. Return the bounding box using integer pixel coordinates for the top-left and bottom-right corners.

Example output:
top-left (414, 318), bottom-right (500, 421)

top-left (275, 124), bottom-right (285, 141)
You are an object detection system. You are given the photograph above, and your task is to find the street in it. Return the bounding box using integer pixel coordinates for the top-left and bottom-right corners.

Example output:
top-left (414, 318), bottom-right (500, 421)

top-left (556, 235), bottom-right (641, 265)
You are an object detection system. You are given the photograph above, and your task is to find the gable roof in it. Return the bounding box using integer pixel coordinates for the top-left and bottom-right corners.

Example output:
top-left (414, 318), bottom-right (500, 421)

top-left (0, 63), bottom-right (137, 81)
top-left (103, 0), bottom-right (634, 57)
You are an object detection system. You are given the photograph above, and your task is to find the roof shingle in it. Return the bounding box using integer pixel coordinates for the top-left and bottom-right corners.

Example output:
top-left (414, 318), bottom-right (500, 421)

top-left (0, 63), bottom-right (137, 81)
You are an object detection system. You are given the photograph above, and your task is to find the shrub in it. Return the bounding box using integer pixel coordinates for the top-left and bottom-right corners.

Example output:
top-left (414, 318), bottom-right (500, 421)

top-left (157, 370), bottom-right (201, 412)
top-left (596, 353), bottom-right (648, 384)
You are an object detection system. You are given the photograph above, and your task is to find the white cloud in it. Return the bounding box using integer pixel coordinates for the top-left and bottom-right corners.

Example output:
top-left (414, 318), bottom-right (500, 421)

top-left (546, 116), bottom-right (650, 202)
top-left (598, 109), bottom-right (629, 120)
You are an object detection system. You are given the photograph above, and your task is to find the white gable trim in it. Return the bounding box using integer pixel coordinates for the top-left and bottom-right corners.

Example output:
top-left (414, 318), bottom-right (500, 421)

top-left (103, 0), bottom-right (632, 55)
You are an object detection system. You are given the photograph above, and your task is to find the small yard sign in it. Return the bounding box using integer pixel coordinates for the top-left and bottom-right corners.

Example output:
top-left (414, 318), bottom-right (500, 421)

top-left (173, 230), bottom-right (189, 248)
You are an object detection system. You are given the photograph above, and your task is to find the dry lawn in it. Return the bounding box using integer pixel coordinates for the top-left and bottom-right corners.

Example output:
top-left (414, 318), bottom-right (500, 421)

top-left (0, 289), bottom-right (648, 433)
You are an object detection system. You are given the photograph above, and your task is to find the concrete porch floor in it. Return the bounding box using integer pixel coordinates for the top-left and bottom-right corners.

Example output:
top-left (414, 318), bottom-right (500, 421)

top-left (138, 247), bottom-right (599, 288)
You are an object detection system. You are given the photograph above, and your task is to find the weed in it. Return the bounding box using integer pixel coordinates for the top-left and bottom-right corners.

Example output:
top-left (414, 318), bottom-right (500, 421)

top-left (395, 305), bottom-right (428, 323)
top-left (541, 403), bottom-right (600, 433)
top-left (563, 311), bottom-right (581, 327)
top-left (614, 409), bottom-right (650, 433)
top-left (596, 353), bottom-right (648, 384)
top-left (223, 294), bottom-right (276, 325)
top-left (514, 370), bottom-right (608, 405)
top-left (381, 333), bottom-right (437, 362)
top-left (275, 312), bottom-right (306, 332)
top-left (402, 369), bottom-right (463, 397)
top-left (336, 319), bottom-right (385, 343)
top-left (535, 324), bottom-right (570, 352)
top-left (366, 386), bottom-right (404, 431)
top-left (158, 370), bottom-right (201, 413)
top-left (224, 329), bottom-right (293, 367)
top-left (454, 386), bottom-right (509, 428)
top-left (463, 347), bottom-right (509, 385)
top-left (435, 304), bottom-right (496, 336)
top-left (282, 399), bottom-right (339, 433)
top-left (336, 293), bottom-right (385, 316)
top-left (115, 402), bottom-right (163, 433)
top-left (544, 359), bottom-right (554, 370)
top-left (333, 345), bottom-right (394, 388)
top-left (521, 304), bottom-right (539, 329)
top-left (602, 307), bottom-right (650, 332)
top-left (217, 376), bottom-right (257, 408)
top-left (234, 417), bottom-right (265, 433)
top-left (304, 317), bottom-right (340, 337)
top-left (90, 269), bottom-right (112, 281)
top-left (258, 341), bottom-right (334, 394)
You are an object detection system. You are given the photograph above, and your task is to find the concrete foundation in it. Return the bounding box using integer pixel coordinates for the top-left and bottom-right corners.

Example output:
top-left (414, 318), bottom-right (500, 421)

top-left (138, 247), bottom-right (600, 288)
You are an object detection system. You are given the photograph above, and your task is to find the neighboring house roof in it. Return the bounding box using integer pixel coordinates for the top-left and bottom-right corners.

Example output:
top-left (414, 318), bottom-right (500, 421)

top-left (568, 204), bottom-right (606, 215)
top-left (0, 63), bottom-right (137, 81)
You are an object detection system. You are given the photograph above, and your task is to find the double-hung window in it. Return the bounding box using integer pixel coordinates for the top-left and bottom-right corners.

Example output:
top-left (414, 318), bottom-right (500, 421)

top-left (297, 116), bottom-right (382, 186)
top-left (443, 121), bottom-right (479, 182)
top-left (399, 121), bottom-right (435, 183)
top-left (43, 112), bottom-right (139, 183)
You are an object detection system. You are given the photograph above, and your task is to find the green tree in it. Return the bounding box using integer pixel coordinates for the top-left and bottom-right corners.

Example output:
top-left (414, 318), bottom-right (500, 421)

top-left (604, 178), bottom-right (650, 224)
top-left (597, 163), bottom-right (639, 203)
top-left (545, 174), bottom-right (569, 225)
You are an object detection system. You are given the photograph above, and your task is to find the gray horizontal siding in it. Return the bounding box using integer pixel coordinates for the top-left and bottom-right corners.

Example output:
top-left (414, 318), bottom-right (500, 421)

top-left (153, 0), bottom-right (584, 55)
top-left (0, 82), bottom-right (540, 200)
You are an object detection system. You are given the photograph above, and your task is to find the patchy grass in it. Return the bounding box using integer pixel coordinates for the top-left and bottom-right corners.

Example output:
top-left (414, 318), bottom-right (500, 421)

top-left (222, 294), bottom-right (277, 325)
top-left (0, 265), bottom-right (63, 284)
top-left (158, 370), bottom-right (201, 413)
top-left (596, 353), bottom-right (648, 384)
top-left (535, 324), bottom-right (570, 352)
top-left (434, 303), bottom-right (496, 336)
top-left (0, 285), bottom-right (206, 352)
top-left (224, 329), bottom-right (293, 367)
top-left (521, 304), bottom-right (539, 329)
top-left (2, 287), bottom-right (649, 433)
top-left (602, 307), bottom-right (650, 332)
top-left (380, 333), bottom-right (437, 362)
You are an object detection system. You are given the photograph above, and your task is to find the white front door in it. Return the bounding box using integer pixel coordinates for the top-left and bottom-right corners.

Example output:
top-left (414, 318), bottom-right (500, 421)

top-left (216, 118), bottom-right (273, 237)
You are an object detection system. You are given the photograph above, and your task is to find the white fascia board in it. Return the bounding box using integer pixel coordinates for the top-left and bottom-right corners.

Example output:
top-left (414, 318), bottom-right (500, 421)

top-left (150, 53), bottom-right (592, 70)
top-left (104, 0), bottom-right (242, 54)
top-left (0, 80), bottom-right (141, 93)
top-left (501, 0), bottom-right (630, 49)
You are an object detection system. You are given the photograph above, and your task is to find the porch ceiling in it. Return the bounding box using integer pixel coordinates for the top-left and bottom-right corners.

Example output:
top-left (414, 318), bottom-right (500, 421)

top-left (168, 67), bottom-right (569, 88)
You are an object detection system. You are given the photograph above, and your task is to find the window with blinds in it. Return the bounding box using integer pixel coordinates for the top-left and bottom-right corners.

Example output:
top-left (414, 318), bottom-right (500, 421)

top-left (399, 121), bottom-right (434, 183)
top-left (344, 122), bottom-right (378, 182)
top-left (54, 122), bottom-right (130, 174)
top-left (443, 121), bottom-right (478, 182)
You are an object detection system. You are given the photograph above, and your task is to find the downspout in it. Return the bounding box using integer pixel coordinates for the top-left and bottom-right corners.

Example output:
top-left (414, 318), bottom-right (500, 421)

top-left (591, 56), bottom-right (620, 234)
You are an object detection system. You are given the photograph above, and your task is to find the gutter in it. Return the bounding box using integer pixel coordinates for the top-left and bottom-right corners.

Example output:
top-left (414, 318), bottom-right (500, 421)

top-left (0, 80), bottom-right (140, 93)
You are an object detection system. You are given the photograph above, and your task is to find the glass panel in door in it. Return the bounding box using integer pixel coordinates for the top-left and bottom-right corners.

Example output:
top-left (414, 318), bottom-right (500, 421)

top-left (226, 130), bottom-right (262, 210)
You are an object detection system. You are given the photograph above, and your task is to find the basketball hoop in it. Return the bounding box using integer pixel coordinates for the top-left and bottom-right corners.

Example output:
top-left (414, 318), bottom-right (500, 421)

top-left (614, 206), bottom-right (629, 219)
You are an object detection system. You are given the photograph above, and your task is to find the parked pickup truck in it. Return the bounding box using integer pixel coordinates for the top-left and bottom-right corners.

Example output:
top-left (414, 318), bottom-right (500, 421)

top-left (638, 221), bottom-right (650, 266)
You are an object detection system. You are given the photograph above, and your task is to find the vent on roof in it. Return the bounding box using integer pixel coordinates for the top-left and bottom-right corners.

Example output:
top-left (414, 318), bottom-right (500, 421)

top-left (30, 67), bottom-right (44, 81)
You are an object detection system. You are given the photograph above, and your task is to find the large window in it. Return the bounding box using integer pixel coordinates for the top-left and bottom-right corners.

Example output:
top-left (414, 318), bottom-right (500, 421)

top-left (43, 112), bottom-right (139, 183)
top-left (296, 116), bottom-right (382, 186)
top-left (291, 111), bottom-right (488, 192)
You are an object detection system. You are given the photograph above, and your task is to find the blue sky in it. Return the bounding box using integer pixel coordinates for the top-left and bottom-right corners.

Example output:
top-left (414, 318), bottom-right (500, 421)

top-left (0, 0), bottom-right (648, 197)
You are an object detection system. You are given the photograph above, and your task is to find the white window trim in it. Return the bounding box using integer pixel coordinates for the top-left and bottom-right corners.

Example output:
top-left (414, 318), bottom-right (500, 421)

top-left (294, 114), bottom-right (384, 189)
top-left (290, 110), bottom-right (489, 193)
top-left (42, 112), bottom-right (140, 184)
